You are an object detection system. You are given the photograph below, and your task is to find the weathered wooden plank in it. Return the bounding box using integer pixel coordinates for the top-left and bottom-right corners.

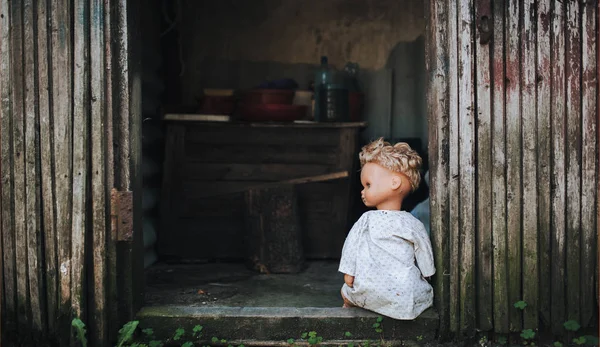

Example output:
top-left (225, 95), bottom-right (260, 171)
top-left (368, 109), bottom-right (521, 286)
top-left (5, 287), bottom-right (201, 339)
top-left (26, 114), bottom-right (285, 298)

top-left (71, 0), bottom-right (89, 322)
top-left (474, 0), bottom-right (493, 332)
top-left (184, 143), bottom-right (339, 165)
top-left (0, 0), bottom-right (16, 335)
top-left (536, 0), bottom-right (552, 327)
top-left (10, 0), bottom-right (31, 332)
top-left (103, 0), bottom-right (118, 341)
top-left (90, 0), bottom-right (107, 343)
top-left (580, 0), bottom-right (597, 328)
top-left (425, 0), bottom-right (450, 337)
top-left (50, 0), bottom-right (74, 341)
top-left (447, 0), bottom-right (460, 334)
top-left (184, 126), bottom-right (341, 147)
top-left (458, 0), bottom-right (475, 335)
top-left (23, 0), bottom-right (44, 334)
top-left (505, 0), bottom-right (522, 332)
top-left (521, 0), bottom-right (538, 330)
top-left (491, 0), bottom-right (508, 334)
top-left (181, 163), bottom-right (333, 182)
top-left (565, 0), bottom-right (582, 325)
top-left (550, 0), bottom-right (567, 333)
top-left (36, 0), bottom-right (58, 333)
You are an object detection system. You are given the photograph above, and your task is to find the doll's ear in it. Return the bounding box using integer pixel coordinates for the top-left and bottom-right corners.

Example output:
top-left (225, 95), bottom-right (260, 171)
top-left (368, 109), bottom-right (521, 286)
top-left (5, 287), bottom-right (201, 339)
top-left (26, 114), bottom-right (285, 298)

top-left (391, 175), bottom-right (402, 190)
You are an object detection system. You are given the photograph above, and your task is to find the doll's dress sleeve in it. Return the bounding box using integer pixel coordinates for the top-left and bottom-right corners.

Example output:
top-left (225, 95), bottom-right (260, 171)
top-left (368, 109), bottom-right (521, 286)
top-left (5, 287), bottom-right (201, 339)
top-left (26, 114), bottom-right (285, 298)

top-left (338, 213), bottom-right (368, 276)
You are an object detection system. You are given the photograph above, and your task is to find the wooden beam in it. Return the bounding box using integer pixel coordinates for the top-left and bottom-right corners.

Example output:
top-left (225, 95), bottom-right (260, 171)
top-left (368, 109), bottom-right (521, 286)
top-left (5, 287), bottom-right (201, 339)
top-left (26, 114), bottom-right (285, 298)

top-left (197, 171), bottom-right (350, 199)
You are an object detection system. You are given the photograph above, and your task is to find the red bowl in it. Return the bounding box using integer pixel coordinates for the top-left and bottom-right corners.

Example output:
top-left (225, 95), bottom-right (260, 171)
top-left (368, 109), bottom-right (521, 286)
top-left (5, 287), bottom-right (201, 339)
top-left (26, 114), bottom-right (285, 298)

top-left (241, 89), bottom-right (295, 105)
top-left (239, 104), bottom-right (307, 122)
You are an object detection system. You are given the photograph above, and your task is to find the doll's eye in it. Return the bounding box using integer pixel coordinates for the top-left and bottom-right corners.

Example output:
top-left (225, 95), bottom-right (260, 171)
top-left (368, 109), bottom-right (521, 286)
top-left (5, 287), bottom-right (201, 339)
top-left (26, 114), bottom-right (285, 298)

top-left (366, 183), bottom-right (371, 188)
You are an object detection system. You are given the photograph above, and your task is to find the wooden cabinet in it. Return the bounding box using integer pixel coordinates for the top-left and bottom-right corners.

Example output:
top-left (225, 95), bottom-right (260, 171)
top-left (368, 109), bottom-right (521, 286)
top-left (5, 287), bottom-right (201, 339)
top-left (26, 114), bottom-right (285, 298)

top-left (159, 121), bottom-right (366, 261)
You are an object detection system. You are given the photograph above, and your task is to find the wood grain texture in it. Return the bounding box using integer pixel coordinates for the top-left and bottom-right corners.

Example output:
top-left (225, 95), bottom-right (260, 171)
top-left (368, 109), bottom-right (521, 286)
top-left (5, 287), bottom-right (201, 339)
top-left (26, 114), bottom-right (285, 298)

top-left (447, 0), bottom-right (460, 334)
top-left (36, 0), bottom-right (58, 333)
top-left (11, 0), bottom-right (31, 331)
top-left (565, 0), bottom-right (582, 325)
top-left (71, 0), bottom-right (89, 321)
top-left (50, 0), bottom-right (74, 341)
top-left (580, 0), bottom-right (597, 328)
top-left (505, 0), bottom-right (522, 332)
top-left (458, 0), bottom-right (476, 335)
top-left (521, 0), bottom-right (538, 330)
top-left (491, 0), bottom-right (508, 334)
top-left (103, 0), bottom-right (118, 340)
top-left (90, 0), bottom-right (107, 343)
top-left (536, 0), bottom-right (552, 328)
top-left (425, 0), bottom-right (450, 337)
top-left (24, 0), bottom-right (44, 334)
top-left (0, 0), bottom-right (16, 334)
top-left (475, 0), bottom-right (493, 332)
top-left (492, 1), bottom-right (509, 333)
top-left (550, 0), bottom-right (567, 332)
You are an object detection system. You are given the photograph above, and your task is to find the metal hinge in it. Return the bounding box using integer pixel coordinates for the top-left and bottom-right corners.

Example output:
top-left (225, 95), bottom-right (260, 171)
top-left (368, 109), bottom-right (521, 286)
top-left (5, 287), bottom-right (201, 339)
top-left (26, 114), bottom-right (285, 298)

top-left (111, 188), bottom-right (133, 242)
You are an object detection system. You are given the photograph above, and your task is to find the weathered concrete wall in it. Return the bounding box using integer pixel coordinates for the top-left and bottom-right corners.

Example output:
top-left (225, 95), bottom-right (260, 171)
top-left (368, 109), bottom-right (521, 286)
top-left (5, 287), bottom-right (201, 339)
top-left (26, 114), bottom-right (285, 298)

top-left (179, 0), bottom-right (424, 69)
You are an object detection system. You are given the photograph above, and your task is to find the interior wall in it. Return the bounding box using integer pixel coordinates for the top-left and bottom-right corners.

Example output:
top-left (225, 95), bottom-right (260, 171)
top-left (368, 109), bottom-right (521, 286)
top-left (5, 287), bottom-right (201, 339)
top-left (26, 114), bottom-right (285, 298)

top-left (168, 0), bottom-right (427, 149)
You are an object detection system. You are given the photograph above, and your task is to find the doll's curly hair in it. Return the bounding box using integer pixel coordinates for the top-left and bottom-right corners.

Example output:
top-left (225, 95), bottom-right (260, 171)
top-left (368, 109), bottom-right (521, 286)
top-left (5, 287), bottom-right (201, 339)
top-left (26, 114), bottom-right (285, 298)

top-left (359, 137), bottom-right (422, 192)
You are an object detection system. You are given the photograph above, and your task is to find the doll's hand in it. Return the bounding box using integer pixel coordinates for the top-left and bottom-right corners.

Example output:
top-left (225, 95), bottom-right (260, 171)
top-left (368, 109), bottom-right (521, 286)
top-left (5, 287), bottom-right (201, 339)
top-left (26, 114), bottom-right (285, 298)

top-left (344, 274), bottom-right (354, 288)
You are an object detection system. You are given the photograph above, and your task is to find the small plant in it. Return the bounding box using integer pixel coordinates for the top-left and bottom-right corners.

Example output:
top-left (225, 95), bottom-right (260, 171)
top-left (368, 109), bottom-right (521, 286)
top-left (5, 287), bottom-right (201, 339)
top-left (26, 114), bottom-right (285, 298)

top-left (117, 321), bottom-right (139, 347)
top-left (72, 318), bottom-right (88, 347)
top-left (306, 331), bottom-right (323, 345)
top-left (212, 337), bottom-right (220, 344)
top-left (193, 325), bottom-right (204, 338)
top-left (181, 342), bottom-right (194, 347)
top-left (514, 301), bottom-right (528, 310)
top-left (345, 331), bottom-right (353, 338)
top-left (572, 336), bottom-right (586, 345)
top-left (497, 335), bottom-right (508, 345)
top-left (287, 338), bottom-right (295, 344)
top-left (520, 329), bottom-right (535, 341)
top-left (373, 316), bottom-right (383, 334)
top-left (564, 320), bottom-right (581, 332)
top-left (416, 335), bottom-right (424, 341)
top-left (148, 341), bottom-right (163, 347)
top-left (348, 343), bottom-right (355, 347)
top-left (552, 342), bottom-right (563, 347)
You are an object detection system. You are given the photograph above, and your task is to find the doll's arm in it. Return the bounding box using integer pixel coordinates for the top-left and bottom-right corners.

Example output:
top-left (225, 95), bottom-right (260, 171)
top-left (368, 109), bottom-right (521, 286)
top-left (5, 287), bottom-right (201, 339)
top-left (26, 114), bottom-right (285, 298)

top-left (344, 274), bottom-right (355, 288)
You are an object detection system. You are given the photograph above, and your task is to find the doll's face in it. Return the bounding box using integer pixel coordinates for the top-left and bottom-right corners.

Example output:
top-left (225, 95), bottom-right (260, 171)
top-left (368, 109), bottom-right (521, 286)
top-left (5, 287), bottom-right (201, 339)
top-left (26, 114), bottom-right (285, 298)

top-left (360, 163), bottom-right (402, 208)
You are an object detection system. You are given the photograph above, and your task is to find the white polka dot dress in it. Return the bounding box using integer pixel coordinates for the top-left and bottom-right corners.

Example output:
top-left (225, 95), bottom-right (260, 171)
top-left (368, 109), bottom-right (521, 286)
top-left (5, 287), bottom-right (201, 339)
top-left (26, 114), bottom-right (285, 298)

top-left (339, 210), bottom-right (436, 320)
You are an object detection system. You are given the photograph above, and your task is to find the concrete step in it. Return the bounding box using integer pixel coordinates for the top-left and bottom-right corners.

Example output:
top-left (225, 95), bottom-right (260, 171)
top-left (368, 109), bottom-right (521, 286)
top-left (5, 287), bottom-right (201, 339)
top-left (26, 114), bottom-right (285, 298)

top-left (136, 305), bottom-right (438, 346)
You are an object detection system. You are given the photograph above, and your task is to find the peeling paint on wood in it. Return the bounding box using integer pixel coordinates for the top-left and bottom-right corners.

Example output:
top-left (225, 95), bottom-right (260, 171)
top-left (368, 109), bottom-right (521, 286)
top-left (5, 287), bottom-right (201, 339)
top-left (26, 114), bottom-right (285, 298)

top-left (475, 0), bottom-right (493, 333)
top-left (447, 0), bottom-right (461, 335)
top-left (521, 0), bottom-right (539, 331)
top-left (550, 0), bottom-right (567, 333)
top-left (536, 0), bottom-right (552, 329)
top-left (565, 0), bottom-right (583, 325)
top-left (425, 0), bottom-right (451, 338)
top-left (427, 0), bottom-right (598, 336)
top-left (580, 0), bottom-right (598, 328)
top-left (505, 0), bottom-right (522, 332)
top-left (458, 0), bottom-right (476, 335)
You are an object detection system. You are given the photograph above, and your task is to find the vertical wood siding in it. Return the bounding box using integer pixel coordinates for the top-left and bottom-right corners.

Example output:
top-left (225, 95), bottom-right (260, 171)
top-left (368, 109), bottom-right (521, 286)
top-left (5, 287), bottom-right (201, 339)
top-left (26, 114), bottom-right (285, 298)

top-left (0, 0), bottom-right (135, 345)
top-left (427, 0), bottom-right (598, 336)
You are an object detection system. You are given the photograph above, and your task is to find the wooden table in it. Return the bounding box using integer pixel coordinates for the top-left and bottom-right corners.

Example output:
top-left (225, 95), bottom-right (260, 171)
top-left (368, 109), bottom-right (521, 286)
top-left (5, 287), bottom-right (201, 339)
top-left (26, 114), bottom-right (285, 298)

top-left (159, 120), bottom-right (366, 261)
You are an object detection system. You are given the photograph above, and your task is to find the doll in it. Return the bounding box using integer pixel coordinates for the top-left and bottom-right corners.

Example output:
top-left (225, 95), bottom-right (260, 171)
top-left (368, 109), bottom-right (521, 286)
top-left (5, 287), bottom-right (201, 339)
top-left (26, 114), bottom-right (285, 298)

top-left (338, 138), bottom-right (435, 320)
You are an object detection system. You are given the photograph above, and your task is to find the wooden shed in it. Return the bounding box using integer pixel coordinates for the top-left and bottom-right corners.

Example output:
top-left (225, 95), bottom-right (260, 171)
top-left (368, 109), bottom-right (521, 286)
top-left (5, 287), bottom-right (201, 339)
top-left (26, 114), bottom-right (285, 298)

top-left (0, 0), bottom-right (598, 346)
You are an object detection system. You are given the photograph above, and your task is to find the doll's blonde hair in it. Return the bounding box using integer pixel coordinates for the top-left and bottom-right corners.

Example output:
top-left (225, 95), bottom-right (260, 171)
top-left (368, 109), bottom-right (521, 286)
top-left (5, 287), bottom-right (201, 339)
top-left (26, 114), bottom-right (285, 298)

top-left (359, 137), bottom-right (422, 192)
